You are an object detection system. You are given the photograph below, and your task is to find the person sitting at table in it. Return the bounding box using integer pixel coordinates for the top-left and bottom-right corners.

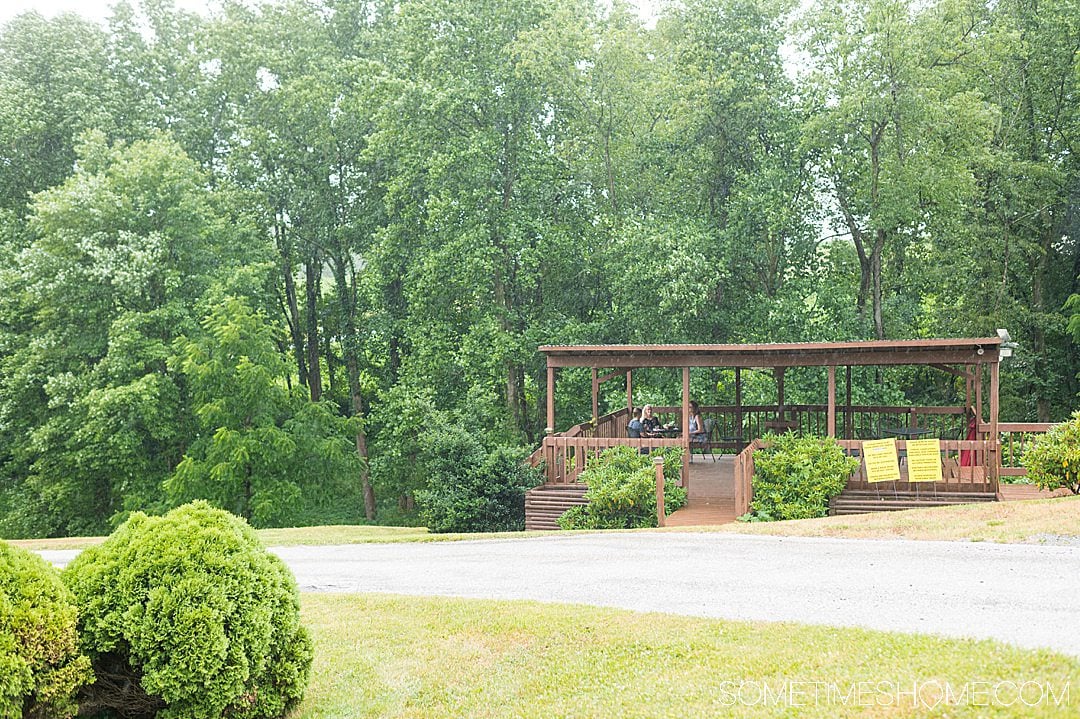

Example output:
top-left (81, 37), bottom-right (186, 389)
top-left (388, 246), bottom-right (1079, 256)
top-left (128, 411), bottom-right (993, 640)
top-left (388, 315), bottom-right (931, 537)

top-left (688, 401), bottom-right (707, 444)
top-left (627, 408), bottom-right (643, 438)
top-left (641, 404), bottom-right (661, 437)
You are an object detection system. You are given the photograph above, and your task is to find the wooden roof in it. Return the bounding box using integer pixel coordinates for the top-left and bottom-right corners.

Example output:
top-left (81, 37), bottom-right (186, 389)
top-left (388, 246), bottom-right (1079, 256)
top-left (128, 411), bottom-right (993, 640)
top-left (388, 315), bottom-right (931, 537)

top-left (539, 338), bottom-right (1002, 369)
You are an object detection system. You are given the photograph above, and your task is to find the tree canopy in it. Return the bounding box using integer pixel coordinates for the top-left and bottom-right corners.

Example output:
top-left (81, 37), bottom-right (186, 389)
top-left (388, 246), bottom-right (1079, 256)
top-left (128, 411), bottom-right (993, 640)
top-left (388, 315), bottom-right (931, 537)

top-left (0, 0), bottom-right (1076, 535)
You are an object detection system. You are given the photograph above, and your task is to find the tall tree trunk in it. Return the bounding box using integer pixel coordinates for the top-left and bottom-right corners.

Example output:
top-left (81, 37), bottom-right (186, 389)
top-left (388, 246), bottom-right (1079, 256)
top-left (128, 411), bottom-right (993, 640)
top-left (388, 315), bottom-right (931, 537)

top-left (837, 190), bottom-right (870, 323)
top-left (872, 229), bottom-right (886, 340)
top-left (1032, 215), bottom-right (1052, 422)
top-left (345, 350), bottom-right (375, 519)
top-left (304, 256), bottom-right (322, 402)
top-left (277, 222), bottom-right (308, 389)
top-left (332, 257), bottom-right (375, 520)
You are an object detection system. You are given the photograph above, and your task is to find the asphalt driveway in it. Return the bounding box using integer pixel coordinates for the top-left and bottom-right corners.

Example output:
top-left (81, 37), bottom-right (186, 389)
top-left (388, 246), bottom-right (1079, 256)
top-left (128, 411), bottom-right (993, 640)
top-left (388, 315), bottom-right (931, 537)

top-left (37, 532), bottom-right (1080, 656)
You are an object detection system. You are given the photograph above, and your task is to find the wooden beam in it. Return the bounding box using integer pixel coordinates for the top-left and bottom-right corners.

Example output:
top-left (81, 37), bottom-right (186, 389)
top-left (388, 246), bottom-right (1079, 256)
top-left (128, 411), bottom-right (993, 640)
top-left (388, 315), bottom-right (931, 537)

top-left (682, 366), bottom-right (690, 489)
top-left (654, 457), bottom-right (666, 528)
top-left (625, 370), bottom-right (633, 412)
top-left (827, 365), bottom-right (836, 437)
top-left (975, 362), bottom-right (983, 424)
top-left (544, 349), bottom-right (996, 368)
top-left (990, 359), bottom-right (1000, 488)
top-left (735, 367), bottom-right (743, 442)
top-left (930, 363), bottom-right (973, 379)
top-left (845, 366), bottom-right (852, 439)
top-left (775, 367), bottom-right (786, 420)
top-left (591, 368), bottom-right (599, 423)
top-left (598, 368), bottom-right (637, 384)
top-left (546, 365), bottom-right (555, 433)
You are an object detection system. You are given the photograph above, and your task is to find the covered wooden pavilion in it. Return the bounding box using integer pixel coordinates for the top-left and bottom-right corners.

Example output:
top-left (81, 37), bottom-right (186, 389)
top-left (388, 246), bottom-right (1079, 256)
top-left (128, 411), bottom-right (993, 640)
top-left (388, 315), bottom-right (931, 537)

top-left (528, 338), bottom-right (1008, 529)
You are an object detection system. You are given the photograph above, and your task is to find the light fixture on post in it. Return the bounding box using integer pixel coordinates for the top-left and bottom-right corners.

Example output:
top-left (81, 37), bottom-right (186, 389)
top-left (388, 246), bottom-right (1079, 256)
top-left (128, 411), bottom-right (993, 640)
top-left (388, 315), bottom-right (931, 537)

top-left (996, 328), bottom-right (1017, 360)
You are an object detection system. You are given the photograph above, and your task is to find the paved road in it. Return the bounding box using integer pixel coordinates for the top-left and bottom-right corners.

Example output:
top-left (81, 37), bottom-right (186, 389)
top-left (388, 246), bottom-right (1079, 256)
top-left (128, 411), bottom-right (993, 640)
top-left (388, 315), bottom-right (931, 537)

top-left (38, 532), bottom-right (1080, 656)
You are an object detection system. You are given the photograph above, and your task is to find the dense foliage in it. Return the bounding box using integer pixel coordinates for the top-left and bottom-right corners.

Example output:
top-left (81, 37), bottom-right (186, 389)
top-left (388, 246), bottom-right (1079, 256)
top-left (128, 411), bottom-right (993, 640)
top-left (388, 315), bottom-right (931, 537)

top-left (1022, 412), bottom-right (1080, 495)
top-left (748, 435), bottom-right (860, 521)
top-left (558, 446), bottom-right (687, 529)
top-left (62, 502), bottom-right (313, 719)
top-left (0, 0), bottom-right (1076, 535)
top-left (0, 543), bottom-right (92, 719)
top-left (414, 427), bottom-right (543, 533)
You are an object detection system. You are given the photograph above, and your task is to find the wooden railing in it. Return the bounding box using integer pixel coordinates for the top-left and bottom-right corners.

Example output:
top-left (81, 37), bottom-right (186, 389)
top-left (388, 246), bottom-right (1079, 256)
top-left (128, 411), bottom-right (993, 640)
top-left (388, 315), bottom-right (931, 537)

top-left (732, 439), bottom-right (762, 517)
top-left (981, 422), bottom-right (1055, 477)
top-left (530, 407), bottom-right (1051, 490)
top-left (837, 439), bottom-right (998, 494)
top-left (697, 404), bottom-right (969, 442)
top-left (538, 435), bottom-right (684, 485)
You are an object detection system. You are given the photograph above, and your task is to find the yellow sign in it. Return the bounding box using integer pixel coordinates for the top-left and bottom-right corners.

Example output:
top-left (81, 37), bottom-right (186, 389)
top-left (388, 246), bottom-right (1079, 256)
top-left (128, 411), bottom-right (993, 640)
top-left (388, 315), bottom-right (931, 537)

top-left (863, 438), bottom-right (900, 483)
top-left (906, 439), bottom-right (943, 483)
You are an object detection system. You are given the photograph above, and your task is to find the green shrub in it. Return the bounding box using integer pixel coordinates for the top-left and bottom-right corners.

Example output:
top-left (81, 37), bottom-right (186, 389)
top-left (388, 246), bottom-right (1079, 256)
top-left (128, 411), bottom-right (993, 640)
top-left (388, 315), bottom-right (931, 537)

top-left (749, 434), bottom-right (859, 521)
top-left (1022, 411), bottom-right (1080, 494)
top-left (62, 502), bottom-right (312, 719)
top-left (415, 428), bottom-right (543, 533)
top-left (558, 446), bottom-right (687, 530)
top-left (0, 543), bottom-right (92, 719)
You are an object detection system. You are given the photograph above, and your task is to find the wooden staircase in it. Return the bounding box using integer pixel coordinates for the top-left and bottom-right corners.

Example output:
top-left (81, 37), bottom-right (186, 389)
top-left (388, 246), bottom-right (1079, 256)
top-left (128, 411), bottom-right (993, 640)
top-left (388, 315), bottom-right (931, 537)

top-left (525, 484), bottom-right (588, 530)
top-left (829, 489), bottom-right (997, 516)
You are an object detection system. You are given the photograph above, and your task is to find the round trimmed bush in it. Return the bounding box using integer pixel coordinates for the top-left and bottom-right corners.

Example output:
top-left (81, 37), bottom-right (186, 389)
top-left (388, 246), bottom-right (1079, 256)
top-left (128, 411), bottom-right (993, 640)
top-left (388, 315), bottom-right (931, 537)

top-left (62, 501), bottom-right (312, 719)
top-left (0, 541), bottom-right (92, 719)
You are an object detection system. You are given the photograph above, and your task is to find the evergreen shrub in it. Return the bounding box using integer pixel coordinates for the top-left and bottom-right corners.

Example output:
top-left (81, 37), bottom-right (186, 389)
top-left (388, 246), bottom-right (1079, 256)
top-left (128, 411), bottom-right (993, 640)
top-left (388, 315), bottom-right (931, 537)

top-left (415, 428), bottom-right (543, 533)
top-left (1022, 411), bottom-right (1080, 495)
top-left (748, 434), bottom-right (859, 521)
top-left (62, 501), bottom-right (312, 719)
top-left (0, 542), bottom-right (92, 719)
top-left (558, 446), bottom-right (687, 530)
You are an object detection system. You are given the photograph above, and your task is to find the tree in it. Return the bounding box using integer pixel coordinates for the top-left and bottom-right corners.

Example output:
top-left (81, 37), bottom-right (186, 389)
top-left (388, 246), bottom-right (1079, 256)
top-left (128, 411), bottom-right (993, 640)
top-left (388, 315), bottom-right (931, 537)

top-left (800, 0), bottom-right (995, 339)
top-left (0, 131), bottom-right (248, 537)
top-left (167, 298), bottom-right (365, 526)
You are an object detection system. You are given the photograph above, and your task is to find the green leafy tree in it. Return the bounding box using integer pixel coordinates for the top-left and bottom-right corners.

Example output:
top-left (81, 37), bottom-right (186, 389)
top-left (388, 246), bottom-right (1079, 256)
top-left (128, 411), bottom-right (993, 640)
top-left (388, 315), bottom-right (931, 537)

top-left (0, 131), bottom-right (247, 537)
top-left (167, 298), bottom-right (365, 526)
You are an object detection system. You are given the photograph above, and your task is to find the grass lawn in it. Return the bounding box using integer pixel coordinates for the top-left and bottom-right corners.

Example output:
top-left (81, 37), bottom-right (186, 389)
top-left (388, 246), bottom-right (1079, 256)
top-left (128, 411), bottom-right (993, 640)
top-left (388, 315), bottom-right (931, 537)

top-left (7, 495), bottom-right (1080, 550)
top-left (297, 593), bottom-right (1079, 718)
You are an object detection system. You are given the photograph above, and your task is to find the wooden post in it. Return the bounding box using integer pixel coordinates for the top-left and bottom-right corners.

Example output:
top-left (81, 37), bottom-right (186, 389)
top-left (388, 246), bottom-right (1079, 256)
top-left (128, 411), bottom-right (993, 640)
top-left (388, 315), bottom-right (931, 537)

top-left (775, 367), bottom-right (785, 420)
top-left (989, 359), bottom-right (1000, 491)
top-left (845, 366), bottom-right (853, 438)
top-left (965, 365), bottom-right (972, 412)
top-left (975, 362), bottom-right (983, 427)
top-left (546, 365), bottom-right (555, 434)
top-left (591, 367), bottom-right (599, 425)
top-left (682, 366), bottom-right (691, 488)
top-left (735, 367), bottom-right (743, 442)
top-left (654, 456), bottom-right (666, 528)
top-left (827, 365), bottom-right (836, 437)
top-left (626, 370), bottom-right (633, 413)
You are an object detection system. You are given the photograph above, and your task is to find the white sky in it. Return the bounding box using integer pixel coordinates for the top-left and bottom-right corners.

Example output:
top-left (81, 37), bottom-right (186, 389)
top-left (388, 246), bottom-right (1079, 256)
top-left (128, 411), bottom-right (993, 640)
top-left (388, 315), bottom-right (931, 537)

top-left (0, 0), bottom-right (215, 26)
top-left (1, 0), bottom-right (661, 29)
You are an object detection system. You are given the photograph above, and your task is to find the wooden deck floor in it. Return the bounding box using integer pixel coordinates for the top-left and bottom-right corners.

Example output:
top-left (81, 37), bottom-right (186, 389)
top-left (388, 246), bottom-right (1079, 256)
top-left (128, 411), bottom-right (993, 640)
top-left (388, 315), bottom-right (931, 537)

top-left (999, 484), bottom-right (1074, 501)
top-left (665, 455), bottom-right (738, 527)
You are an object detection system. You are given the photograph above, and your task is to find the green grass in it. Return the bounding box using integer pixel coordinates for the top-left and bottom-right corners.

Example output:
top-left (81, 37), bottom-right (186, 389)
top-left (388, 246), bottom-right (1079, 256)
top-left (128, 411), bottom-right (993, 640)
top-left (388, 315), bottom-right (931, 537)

top-left (7, 494), bottom-right (1080, 550)
top-left (4, 525), bottom-right (567, 551)
top-left (296, 593), bottom-right (1080, 718)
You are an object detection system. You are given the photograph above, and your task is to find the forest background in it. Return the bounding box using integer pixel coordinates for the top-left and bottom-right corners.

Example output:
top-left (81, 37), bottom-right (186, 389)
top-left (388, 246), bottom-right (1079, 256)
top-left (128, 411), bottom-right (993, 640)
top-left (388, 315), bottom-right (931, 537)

top-left (0, 0), bottom-right (1076, 537)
